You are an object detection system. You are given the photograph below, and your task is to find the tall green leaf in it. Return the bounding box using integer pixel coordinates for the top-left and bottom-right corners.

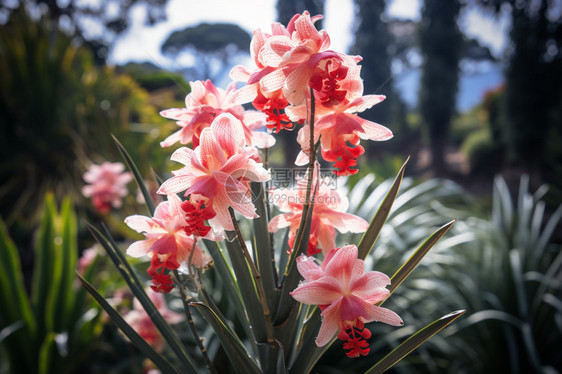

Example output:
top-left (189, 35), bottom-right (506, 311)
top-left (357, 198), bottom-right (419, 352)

top-left (358, 157), bottom-right (408, 260)
top-left (78, 275), bottom-right (181, 374)
top-left (113, 134), bottom-right (156, 215)
top-left (0, 217), bottom-right (36, 371)
top-left (383, 220), bottom-right (456, 301)
top-left (86, 222), bottom-right (198, 373)
top-left (364, 310), bottom-right (465, 374)
top-left (190, 302), bottom-right (262, 374)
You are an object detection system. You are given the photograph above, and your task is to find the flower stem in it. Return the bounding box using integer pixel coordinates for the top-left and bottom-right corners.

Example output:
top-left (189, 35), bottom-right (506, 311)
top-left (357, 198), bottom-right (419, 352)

top-left (228, 208), bottom-right (275, 345)
top-left (284, 88), bottom-right (318, 277)
top-left (172, 269), bottom-right (218, 374)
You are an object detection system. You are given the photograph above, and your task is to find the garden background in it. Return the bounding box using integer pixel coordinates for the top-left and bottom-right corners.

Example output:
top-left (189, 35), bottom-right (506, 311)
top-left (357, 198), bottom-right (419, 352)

top-left (1, 0), bottom-right (561, 373)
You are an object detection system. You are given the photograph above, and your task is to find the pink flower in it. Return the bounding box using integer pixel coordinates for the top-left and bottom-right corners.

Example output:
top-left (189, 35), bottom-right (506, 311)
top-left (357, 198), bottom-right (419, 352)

top-left (157, 113), bottom-right (270, 232)
top-left (123, 290), bottom-right (183, 352)
top-left (253, 11), bottom-right (359, 106)
top-left (77, 244), bottom-right (101, 274)
top-left (82, 162), bottom-right (132, 213)
top-left (268, 168), bottom-right (368, 255)
top-left (290, 245), bottom-right (403, 357)
top-left (290, 92), bottom-right (392, 175)
top-left (159, 80), bottom-right (274, 149)
top-left (125, 194), bottom-right (211, 292)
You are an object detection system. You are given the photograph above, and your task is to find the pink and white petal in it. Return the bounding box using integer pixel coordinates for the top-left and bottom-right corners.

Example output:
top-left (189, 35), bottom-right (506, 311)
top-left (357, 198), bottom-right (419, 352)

top-left (259, 36), bottom-right (294, 67)
top-left (232, 83), bottom-right (258, 105)
top-left (259, 68), bottom-right (287, 94)
top-left (166, 194), bottom-right (185, 218)
top-left (229, 65), bottom-right (253, 82)
top-left (290, 277), bottom-right (343, 305)
top-left (125, 215), bottom-right (164, 235)
top-left (243, 109), bottom-right (267, 127)
top-left (126, 239), bottom-right (156, 258)
top-left (198, 128), bottom-right (228, 168)
top-left (346, 95), bottom-right (386, 114)
top-left (362, 304), bottom-right (404, 326)
top-left (157, 175), bottom-right (192, 195)
top-left (209, 199), bottom-right (234, 232)
top-left (160, 108), bottom-right (192, 121)
top-left (283, 63), bottom-right (310, 105)
top-left (295, 150), bottom-right (309, 166)
top-left (323, 244), bottom-right (358, 281)
top-left (250, 131), bottom-right (276, 149)
top-left (316, 301), bottom-right (342, 346)
top-left (316, 223), bottom-right (336, 253)
top-left (268, 213), bottom-right (292, 232)
top-left (296, 254), bottom-right (324, 282)
top-left (294, 13), bottom-right (321, 45)
top-left (357, 118), bottom-right (393, 141)
top-left (284, 104), bottom-right (308, 122)
top-left (170, 147), bottom-right (196, 166)
top-left (329, 212), bottom-right (369, 233)
top-left (351, 272), bottom-right (391, 302)
top-left (212, 113), bottom-right (246, 152)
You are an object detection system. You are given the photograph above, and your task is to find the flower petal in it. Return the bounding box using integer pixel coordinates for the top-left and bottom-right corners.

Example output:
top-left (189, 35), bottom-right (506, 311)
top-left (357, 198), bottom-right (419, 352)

top-left (296, 254), bottom-right (324, 282)
top-left (362, 304), bottom-right (404, 326)
top-left (316, 301), bottom-right (341, 346)
top-left (126, 239), bottom-right (155, 258)
top-left (290, 276), bottom-right (343, 305)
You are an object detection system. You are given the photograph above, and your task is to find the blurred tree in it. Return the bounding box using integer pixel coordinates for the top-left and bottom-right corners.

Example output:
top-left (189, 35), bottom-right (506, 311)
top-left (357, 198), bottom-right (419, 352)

top-left (0, 0), bottom-right (168, 64)
top-left (0, 7), bottom-right (169, 232)
top-left (161, 23), bottom-right (251, 82)
top-left (468, 0), bottom-right (562, 187)
top-left (351, 0), bottom-right (392, 124)
top-left (418, 0), bottom-right (463, 173)
top-left (276, 0), bottom-right (324, 27)
top-left (350, 0), bottom-right (410, 162)
top-left (502, 0), bottom-right (562, 178)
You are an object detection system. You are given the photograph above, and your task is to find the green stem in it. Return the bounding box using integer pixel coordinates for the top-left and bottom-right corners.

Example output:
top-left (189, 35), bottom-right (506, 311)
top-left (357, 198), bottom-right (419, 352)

top-left (228, 208), bottom-right (275, 346)
top-left (283, 87), bottom-right (317, 277)
top-left (172, 269), bottom-right (218, 374)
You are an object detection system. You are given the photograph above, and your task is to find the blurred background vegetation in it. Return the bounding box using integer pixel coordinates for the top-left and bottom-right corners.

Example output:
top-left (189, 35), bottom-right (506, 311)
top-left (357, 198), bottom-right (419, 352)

top-left (0, 0), bottom-right (560, 372)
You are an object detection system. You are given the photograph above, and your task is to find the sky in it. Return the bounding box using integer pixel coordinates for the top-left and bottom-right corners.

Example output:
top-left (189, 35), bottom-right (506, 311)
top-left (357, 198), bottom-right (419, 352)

top-left (108, 0), bottom-right (511, 68)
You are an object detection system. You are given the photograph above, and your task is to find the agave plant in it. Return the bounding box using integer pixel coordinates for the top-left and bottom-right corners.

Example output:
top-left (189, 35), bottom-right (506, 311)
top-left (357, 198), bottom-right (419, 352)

top-left (337, 174), bottom-right (562, 373)
top-left (79, 10), bottom-right (465, 374)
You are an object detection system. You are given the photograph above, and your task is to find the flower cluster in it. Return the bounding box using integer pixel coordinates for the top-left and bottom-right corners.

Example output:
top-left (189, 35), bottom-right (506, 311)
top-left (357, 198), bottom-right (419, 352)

top-left (115, 10), bottom-right (401, 360)
top-left (231, 11), bottom-right (393, 175)
top-left (82, 162), bottom-right (132, 213)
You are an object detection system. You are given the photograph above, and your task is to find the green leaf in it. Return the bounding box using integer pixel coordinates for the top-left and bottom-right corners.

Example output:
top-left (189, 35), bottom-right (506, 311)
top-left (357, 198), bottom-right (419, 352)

top-left (38, 332), bottom-right (56, 374)
top-left (203, 240), bottom-right (254, 343)
top-left (364, 310), bottom-right (466, 374)
top-left (85, 222), bottom-right (198, 373)
top-left (223, 236), bottom-right (267, 342)
top-left (53, 197), bottom-right (78, 332)
top-left (190, 302), bottom-right (262, 374)
top-left (78, 275), bottom-right (181, 374)
top-left (358, 157), bottom-right (409, 260)
top-left (112, 134), bottom-right (155, 215)
top-left (0, 217), bottom-right (36, 370)
top-left (32, 194), bottom-right (57, 337)
top-left (383, 220), bottom-right (456, 301)
top-left (288, 307), bottom-right (331, 374)
top-left (251, 181), bottom-right (278, 311)
top-left (0, 218), bottom-right (35, 334)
